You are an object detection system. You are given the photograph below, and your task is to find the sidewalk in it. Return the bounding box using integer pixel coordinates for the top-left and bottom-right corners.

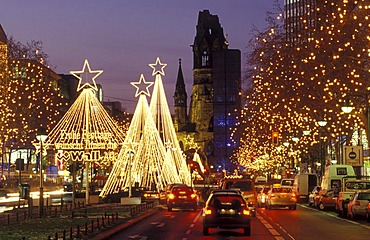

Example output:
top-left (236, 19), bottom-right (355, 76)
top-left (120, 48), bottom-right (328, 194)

top-left (0, 200), bottom-right (160, 240)
top-left (90, 205), bottom-right (161, 240)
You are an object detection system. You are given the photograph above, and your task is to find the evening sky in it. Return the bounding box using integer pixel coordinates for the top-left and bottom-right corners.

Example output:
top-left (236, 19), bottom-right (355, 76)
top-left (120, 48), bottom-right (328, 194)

top-left (1, 0), bottom-right (283, 113)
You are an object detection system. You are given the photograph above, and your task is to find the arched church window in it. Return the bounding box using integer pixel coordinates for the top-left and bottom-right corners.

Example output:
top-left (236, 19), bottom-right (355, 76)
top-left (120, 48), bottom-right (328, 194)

top-left (202, 50), bottom-right (209, 67)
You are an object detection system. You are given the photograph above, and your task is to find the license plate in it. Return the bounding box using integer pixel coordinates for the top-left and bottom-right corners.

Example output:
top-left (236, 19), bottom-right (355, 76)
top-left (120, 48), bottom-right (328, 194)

top-left (179, 196), bottom-right (187, 199)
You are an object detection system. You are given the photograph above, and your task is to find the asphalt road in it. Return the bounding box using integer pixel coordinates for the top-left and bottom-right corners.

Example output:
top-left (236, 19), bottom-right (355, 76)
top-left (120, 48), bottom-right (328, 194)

top-left (109, 204), bottom-right (370, 240)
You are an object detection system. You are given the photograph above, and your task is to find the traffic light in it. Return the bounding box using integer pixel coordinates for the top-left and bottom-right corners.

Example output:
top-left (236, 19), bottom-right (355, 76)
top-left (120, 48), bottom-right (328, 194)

top-left (272, 131), bottom-right (279, 145)
top-left (15, 158), bottom-right (25, 171)
top-left (188, 162), bottom-right (195, 174)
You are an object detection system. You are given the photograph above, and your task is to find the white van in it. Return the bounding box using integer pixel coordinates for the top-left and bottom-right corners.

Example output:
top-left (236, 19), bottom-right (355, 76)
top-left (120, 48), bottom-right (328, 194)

top-left (320, 164), bottom-right (356, 193)
top-left (292, 173), bottom-right (318, 202)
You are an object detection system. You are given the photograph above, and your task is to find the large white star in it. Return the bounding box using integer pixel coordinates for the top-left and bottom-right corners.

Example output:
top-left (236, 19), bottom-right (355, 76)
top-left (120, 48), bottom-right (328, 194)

top-left (70, 59), bottom-right (103, 92)
top-left (149, 57), bottom-right (167, 76)
top-left (130, 74), bottom-right (154, 97)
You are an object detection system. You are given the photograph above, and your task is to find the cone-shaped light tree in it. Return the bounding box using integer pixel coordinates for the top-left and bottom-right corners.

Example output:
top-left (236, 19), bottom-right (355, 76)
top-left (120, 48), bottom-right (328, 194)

top-left (45, 59), bottom-right (126, 203)
top-left (149, 57), bottom-right (191, 185)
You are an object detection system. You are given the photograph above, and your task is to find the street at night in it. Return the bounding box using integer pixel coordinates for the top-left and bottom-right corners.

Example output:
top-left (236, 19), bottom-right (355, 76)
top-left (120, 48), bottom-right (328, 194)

top-left (109, 204), bottom-right (370, 240)
top-left (1, 1), bottom-right (370, 239)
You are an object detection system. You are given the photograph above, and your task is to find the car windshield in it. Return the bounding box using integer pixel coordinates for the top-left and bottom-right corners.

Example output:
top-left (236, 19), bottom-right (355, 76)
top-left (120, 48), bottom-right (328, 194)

top-left (225, 181), bottom-right (253, 191)
top-left (272, 188), bottom-right (292, 193)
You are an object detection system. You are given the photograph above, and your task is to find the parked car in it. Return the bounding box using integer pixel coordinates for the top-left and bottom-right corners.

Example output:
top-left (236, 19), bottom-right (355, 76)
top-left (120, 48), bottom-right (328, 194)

top-left (308, 186), bottom-right (321, 207)
top-left (347, 190), bottom-right (370, 219)
top-left (366, 200), bottom-right (370, 222)
top-left (257, 185), bottom-right (271, 208)
top-left (202, 189), bottom-right (252, 236)
top-left (266, 185), bottom-right (297, 210)
top-left (221, 176), bottom-right (257, 216)
top-left (336, 191), bottom-right (353, 217)
top-left (316, 190), bottom-right (338, 211)
top-left (166, 185), bottom-right (198, 211)
top-left (335, 179), bottom-right (370, 217)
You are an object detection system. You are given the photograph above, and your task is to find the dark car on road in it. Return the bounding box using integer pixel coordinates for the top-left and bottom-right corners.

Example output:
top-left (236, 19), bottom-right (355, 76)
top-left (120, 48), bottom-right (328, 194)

top-left (166, 185), bottom-right (197, 211)
top-left (202, 190), bottom-right (252, 236)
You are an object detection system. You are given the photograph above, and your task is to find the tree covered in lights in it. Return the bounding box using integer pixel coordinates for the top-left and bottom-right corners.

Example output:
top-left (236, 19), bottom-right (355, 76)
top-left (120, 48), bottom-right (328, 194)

top-left (0, 33), bottom-right (67, 149)
top-left (234, 1), bottom-right (370, 172)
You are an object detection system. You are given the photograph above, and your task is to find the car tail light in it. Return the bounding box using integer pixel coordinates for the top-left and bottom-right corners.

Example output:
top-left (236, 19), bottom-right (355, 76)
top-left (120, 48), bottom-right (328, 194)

top-left (144, 193), bottom-right (149, 197)
top-left (242, 208), bottom-right (251, 216)
top-left (205, 207), bottom-right (212, 215)
top-left (355, 201), bottom-right (360, 206)
top-left (169, 193), bottom-right (175, 200)
top-left (247, 201), bottom-right (255, 207)
top-left (191, 193), bottom-right (197, 199)
top-left (179, 191), bottom-right (186, 194)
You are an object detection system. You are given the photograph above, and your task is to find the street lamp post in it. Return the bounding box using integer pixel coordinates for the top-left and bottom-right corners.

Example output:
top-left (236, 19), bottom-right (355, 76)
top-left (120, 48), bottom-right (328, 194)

top-left (127, 150), bottom-right (135, 197)
top-left (36, 127), bottom-right (47, 217)
top-left (317, 119), bottom-right (327, 178)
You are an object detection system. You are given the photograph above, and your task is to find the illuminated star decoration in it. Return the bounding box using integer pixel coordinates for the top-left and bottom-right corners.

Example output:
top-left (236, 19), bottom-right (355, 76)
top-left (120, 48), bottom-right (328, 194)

top-left (70, 59), bottom-right (103, 92)
top-left (130, 74), bottom-right (154, 97)
top-left (164, 141), bottom-right (174, 150)
top-left (149, 57), bottom-right (167, 76)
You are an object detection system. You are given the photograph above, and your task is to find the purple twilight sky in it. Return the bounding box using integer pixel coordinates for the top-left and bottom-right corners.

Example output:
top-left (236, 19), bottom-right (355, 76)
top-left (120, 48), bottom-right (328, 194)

top-left (1, 0), bottom-right (283, 113)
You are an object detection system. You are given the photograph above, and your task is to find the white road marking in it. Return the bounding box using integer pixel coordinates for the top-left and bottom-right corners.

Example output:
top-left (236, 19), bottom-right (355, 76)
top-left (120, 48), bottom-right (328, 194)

top-left (156, 223), bottom-right (165, 227)
top-left (186, 229), bottom-right (191, 235)
top-left (300, 204), bottom-right (370, 230)
top-left (257, 212), bottom-right (296, 240)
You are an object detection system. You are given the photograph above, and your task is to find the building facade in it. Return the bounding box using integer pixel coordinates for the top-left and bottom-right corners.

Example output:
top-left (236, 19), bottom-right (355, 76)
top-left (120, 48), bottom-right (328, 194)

top-left (174, 10), bottom-right (241, 171)
top-left (284, 0), bottom-right (317, 46)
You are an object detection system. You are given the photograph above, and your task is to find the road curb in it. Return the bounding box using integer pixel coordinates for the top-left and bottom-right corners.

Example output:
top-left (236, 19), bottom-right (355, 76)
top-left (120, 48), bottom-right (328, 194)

top-left (90, 206), bottom-right (161, 240)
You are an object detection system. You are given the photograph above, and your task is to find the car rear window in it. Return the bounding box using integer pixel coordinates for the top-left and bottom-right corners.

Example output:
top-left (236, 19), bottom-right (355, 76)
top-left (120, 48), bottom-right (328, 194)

top-left (272, 188), bottom-right (292, 193)
top-left (172, 187), bottom-right (192, 194)
top-left (357, 192), bottom-right (370, 200)
top-left (225, 181), bottom-right (253, 191)
top-left (210, 195), bottom-right (245, 207)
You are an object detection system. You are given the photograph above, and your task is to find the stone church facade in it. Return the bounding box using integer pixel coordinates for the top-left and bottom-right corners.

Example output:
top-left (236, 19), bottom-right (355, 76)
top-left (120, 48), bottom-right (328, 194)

top-left (174, 10), bottom-right (241, 171)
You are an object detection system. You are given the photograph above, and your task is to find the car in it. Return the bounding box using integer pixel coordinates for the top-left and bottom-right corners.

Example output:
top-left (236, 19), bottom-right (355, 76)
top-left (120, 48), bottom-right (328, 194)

top-left (141, 189), bottom-right (160, 202)
top-left (316, 190), bottom-right (338, 211)
top-left (101, 187), bottom-right (146, 203)
top-left (280, 178), bottom-right (294, 188)
top-left (366, 200), bottom-right (370, 222)
top-left (257, 185), bottom-right (271, 207)
top-left (266, 185), bottom-right (297, 210)
top-left (221, 176), bottom-right (257, 216)
top-left (308, 186), bottom-right (321, 207)
top-left (159, 183), bottom-right (187, 204)
top-left (347, 190), bottom-right (370, 220)
top-left (336, 191), bottom-right (354, 217)
top-left (166, 185), bottom-right (198, 211)
top-left (202, 190), bottom-right (252, 236)
top-left (335, 179), bottom-right (370, 217)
